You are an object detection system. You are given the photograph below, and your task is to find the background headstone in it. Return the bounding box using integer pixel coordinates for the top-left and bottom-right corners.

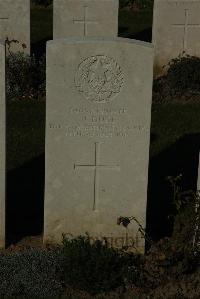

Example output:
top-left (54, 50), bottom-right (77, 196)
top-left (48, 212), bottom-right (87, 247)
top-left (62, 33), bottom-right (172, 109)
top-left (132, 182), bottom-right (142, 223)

top-left (0, 41), bottom-right (5, 248)
top-left (44, 38), bottom-right (153, 252)
top-left (153, 0), bottom-right (200, 75)
top-left (53, 0), bottom-right (119, 39)
top-left (0, 0), bottom-right (30, 53)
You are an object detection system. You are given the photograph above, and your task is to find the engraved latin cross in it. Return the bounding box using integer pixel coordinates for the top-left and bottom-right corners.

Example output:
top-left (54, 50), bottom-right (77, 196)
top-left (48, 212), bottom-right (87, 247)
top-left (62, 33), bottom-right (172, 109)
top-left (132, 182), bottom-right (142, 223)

top-left (73, 5), bottom-right (98, 36)
top-left (74, 142), bottom-right (120, 211)
top-left (172, 9), bottom-right (200, 52)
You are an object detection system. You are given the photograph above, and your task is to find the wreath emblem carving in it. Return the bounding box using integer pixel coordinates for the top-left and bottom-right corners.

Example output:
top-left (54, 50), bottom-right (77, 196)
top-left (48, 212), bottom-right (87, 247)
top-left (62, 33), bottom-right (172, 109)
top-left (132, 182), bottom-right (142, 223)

top-left (75, 55), bottom-right (124, 103)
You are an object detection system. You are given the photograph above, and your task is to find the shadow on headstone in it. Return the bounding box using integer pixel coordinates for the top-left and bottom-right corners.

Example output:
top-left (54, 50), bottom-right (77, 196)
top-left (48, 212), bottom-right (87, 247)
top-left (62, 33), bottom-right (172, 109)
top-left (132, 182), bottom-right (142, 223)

top-left (146, 133), bottom-right (200, 247)
top-left (6, 154), bottom-right (44, 246)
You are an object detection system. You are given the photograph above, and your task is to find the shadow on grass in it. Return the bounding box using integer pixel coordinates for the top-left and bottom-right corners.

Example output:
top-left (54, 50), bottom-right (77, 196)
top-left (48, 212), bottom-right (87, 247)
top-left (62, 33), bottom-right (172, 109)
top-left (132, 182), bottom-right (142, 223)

top-left (6, 154), bottom-right (45, 246)
top-left (147, 133), bottom-right (200, 246)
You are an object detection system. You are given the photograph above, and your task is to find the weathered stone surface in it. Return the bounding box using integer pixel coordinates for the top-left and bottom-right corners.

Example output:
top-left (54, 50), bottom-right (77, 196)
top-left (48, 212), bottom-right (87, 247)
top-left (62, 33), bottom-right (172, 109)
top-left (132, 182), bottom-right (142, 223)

top-left (0, 0), bottom-right (30, 53)
top-left (53, 0), bottom-right (119, 39)
top-left (0, 42), bottom-right (5, 248)
top-left (153, 0), bottom-right (200, 75)
top-left (44, 38), bottom-right (153, 252)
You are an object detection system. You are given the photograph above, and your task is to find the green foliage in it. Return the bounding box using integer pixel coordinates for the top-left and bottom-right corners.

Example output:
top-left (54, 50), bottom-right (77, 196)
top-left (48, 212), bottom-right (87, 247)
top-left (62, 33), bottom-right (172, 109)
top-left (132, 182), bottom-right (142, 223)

top-left (61, 234), bottom-right (133, 294)
top-left (153, 55), bottom-right (200, 102)
top-left (166, 175), bottom-right (199, 257)
top-left (6, 51), bottom-right (45, 100)
top-left (126, 176), bottom-right (200, 294)
top-left (167, 55), bottom-right (200, 96)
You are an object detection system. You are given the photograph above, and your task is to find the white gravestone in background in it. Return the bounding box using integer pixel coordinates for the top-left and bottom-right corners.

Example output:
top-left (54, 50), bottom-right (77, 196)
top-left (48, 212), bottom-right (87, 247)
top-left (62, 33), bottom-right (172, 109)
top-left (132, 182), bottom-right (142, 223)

top-left (53, 0), bottom-right (119, 39)
top-left (0, 42), bottom-right (5, 248)
top-left (44, 38), bottom-right (153, 253)
top-left (0, 0), bottom-right (30, 53)
top-left (153, 0), bottom-right (200, 75)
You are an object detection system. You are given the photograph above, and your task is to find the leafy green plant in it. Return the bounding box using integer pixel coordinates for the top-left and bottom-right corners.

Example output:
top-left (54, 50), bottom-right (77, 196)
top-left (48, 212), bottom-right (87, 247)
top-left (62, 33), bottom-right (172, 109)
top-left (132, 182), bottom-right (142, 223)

top-left (6, 42), bottom-right (45, 100)
top-left (117, 216), bottom-right (153, 251)
top-left (153, 54), bottom-right (200, 103)
top-left (165, 175), bottom-right (200, 270)
top-left (61, 234), bottom-right (133, 295)
top-left (166, 54), bottom-right (200, 96)
top-left (166, 174), bottom-right (194, 211)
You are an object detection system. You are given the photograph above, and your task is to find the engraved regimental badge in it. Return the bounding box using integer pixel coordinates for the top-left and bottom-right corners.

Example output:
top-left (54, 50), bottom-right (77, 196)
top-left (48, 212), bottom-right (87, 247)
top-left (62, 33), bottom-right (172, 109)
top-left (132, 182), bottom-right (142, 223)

top-left (75, 55), bottom-right (124, 103)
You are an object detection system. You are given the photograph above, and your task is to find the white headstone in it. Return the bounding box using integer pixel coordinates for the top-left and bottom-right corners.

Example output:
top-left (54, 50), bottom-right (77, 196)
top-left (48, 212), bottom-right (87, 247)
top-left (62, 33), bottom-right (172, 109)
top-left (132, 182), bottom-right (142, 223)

top-left (0, 41), bottom-right (5, 248)
top-left (0, 0), bottom-right (30, 53)
top-left (153, 0), bottom-right (200, 75)
top-left (44, 38), bottom-right (153, 252)
top-left (53, 0), bottom-right (119, 39)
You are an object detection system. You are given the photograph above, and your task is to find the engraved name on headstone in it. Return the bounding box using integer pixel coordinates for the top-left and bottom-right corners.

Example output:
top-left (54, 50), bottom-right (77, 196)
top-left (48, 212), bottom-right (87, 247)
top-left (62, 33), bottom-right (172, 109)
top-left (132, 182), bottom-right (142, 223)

top-left (53, 0), bottom-right (119, 38)
top-left (44, 38), bottom-right (153, 252)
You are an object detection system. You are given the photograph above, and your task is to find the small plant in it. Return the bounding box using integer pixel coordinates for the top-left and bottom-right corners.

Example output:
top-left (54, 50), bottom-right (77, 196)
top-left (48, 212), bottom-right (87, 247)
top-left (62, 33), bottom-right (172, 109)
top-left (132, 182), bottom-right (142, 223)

top-left (166, 54), bottom-right (200, 96)
top-left (166, 174), bottom-right (194, 211)
top-left (6, 40), bottom-right (45, 100)
top-left (153, 54), bottom-right (200, 103)
top-left (61, 234), bottom-right (133, 294)
top-left (117, 216), bottom-right (153, 250)
top-left (166, 175), bottom-right (200, 270)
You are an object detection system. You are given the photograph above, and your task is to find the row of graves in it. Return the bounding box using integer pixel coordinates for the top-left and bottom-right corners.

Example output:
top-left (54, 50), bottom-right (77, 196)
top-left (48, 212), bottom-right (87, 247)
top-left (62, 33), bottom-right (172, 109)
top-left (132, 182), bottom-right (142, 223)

top-left (0, 0), bottom-right (199, 254)
top-left (3, 0), bottom-right (200, 70)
